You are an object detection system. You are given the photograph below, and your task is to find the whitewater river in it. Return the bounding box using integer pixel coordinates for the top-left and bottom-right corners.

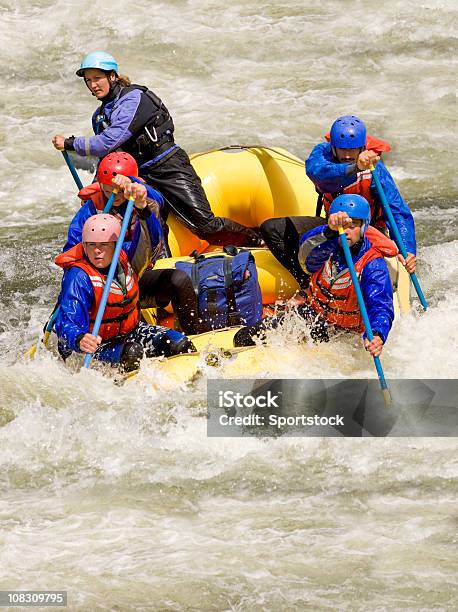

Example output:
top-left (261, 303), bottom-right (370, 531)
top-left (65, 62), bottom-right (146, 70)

top-left (0, 1), bottom-right (457, 609)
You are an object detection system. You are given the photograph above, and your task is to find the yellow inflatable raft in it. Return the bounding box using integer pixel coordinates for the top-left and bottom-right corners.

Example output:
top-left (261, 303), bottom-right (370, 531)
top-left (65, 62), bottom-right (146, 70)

top-left (136, 145), bottom-right (411, 383)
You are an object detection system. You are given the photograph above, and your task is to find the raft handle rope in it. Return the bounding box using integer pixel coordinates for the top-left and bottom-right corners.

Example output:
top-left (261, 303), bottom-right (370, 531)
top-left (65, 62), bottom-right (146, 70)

top-left (190, 144), bottom-right (305, 167)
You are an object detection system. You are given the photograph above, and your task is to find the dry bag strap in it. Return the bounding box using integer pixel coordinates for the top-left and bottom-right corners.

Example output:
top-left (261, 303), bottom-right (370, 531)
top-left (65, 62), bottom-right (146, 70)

top-left (190, 262), bottom-right (200, 302)
top-left (207, 288), bottom-right (218, 320)
top-left (223, 257), bottom-right (241, 326)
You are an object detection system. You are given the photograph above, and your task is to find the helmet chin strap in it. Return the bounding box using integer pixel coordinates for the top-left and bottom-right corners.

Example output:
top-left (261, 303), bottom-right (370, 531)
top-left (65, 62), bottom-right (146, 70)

top-left (360, 219), bottom-right (369, 239)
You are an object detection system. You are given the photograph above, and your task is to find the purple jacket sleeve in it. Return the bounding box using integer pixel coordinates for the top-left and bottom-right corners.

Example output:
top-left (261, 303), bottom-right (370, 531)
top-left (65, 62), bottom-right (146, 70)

top-left (55, 267), bottom-right (94, 351)
top-left (73, 89), bottom-right (142, 157)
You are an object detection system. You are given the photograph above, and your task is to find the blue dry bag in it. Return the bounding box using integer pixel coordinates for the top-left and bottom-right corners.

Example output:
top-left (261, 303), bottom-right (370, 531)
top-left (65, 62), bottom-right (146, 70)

top-left (176, 246), bottom-right (263, 333)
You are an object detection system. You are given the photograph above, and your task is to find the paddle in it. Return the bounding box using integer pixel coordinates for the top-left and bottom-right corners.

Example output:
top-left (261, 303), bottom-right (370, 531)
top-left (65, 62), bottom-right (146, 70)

top-left (103, 188), bottom-right (118, 213)
top-left (25, 161), bottom-right (117, 359)
top-left (62, 150), bottom-right (84, 190)
top-left (83, 196), bottom-right (135, 369)
top-left (338, 226), bottom-right (392, 407)
top-left (370, 164), bottom-right (428, 311)
top-left (25, 153), bottom-right (85, 358)
top-left (25, 307), bottom-right (60, 359)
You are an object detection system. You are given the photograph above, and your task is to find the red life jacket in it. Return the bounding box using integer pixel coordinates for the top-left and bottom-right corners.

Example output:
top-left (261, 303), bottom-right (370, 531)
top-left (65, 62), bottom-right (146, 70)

top-left (306, 227), bottom-right (398, 332)
top-left (321, 133), bottom-right (392, 230)
top-left (55, 243), bottom-right (139, 340)
top-left (78, 182), bottom-right (137, 239)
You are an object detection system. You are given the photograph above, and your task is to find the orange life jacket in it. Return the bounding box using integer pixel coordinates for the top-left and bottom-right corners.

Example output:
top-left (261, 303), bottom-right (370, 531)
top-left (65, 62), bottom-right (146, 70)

top-left (78, 182), bottom-right (137, 238)
top-left (306, 227), bottom-right (398, 332)
top-left (321, 133), bottom-right (392, 230)
top-left (55, 243), bottom-right (139, 340)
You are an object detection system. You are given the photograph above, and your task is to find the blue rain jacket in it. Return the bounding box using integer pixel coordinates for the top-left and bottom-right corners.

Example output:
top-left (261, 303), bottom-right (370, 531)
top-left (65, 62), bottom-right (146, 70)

top-left (298, 225), bottom-right (394, 343)
top-left (305, 142), bottom-right (416, 255)
top-left (55, 208), bottom-right (162, 353)
top-left (63, 177), bottom-right (163, 252)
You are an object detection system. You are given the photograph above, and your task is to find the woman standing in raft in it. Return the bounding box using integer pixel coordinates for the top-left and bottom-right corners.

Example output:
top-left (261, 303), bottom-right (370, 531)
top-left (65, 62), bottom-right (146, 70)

top-left (52, 51), bottom-right (262, 250)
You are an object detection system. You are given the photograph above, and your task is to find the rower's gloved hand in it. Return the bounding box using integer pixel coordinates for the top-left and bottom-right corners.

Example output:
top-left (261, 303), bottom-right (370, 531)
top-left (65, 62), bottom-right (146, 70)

top-left (233, 322), bottom-right (268, 347)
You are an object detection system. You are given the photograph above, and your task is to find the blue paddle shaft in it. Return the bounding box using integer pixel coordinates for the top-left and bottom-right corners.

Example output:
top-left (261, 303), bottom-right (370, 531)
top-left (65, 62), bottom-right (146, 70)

top-left (62, 150), bottom-right (84, 190)
top-left (46, 152), bottom-right (83, 330)
top-left (44, 190), bottom-right (118, 336)
top-left (103, 189), bottom-right (117, 213)
top-left (83, 197), bottom-right (135, 368)
top-left (338, 228), bottom-right (389, 391)
top-left (45, 307), bottom-right (60, 333)
top-left (371, 165), bottom-right (428, 310)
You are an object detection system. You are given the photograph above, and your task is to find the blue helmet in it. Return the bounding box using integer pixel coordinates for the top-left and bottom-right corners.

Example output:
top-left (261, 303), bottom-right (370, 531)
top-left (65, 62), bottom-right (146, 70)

top-left (330, 115), bottom-right (366, 149)
top-left (329, 194), bottom-right (370, 236)
top-left (76, 52), bottom-right (118, 77)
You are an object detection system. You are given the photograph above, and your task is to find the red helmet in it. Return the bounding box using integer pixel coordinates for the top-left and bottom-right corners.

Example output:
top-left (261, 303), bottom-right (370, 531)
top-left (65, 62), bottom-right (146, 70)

top-left (82, 214), bottom-right (121, 242)
top-left (97, 152), bottom-right (138, 186)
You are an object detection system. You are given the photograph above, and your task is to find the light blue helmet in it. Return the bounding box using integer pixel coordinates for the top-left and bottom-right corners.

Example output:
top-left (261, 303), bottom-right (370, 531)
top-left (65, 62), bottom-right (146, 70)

top-left (330, 115), bottom-right (366, 149)
top-left (76, 52), bottom-right (118, 77)
top-left (329, 194), bottom-right (370, 236)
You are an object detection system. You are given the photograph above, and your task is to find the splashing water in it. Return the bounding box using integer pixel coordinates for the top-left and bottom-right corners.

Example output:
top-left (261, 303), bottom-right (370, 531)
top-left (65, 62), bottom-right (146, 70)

top-left (0, 1), bottom-right (456, 608)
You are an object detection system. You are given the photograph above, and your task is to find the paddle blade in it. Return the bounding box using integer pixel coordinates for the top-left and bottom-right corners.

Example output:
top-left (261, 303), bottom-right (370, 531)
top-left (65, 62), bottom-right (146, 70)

top-left (382, 387), bottom-right (392, 408)
top-left (24, 343), bottom-right (38, 360)
top-left (24, 330), bottom-right (52, 360)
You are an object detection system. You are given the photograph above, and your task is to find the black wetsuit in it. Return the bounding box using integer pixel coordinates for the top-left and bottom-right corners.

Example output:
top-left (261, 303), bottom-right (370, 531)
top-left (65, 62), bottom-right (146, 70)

top-left (260, 216), bottom-right (324, 288)
top-left (139, 268), bottom-right (199, 336)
